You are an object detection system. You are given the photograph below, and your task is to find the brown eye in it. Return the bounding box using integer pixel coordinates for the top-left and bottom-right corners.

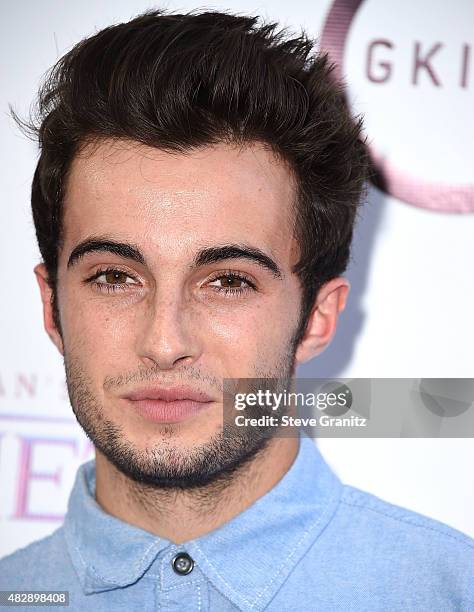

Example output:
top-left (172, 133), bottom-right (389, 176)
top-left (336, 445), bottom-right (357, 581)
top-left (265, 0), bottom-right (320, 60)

top-left (220, 275), bottom-right (244, 288)
top-left (209, 274), bottom-right (249, 290)
top-left (207, 273), bottom-right (255, 296)
top-left (104, 270), bottom-right (130, 284)
top-left (86, 267), bottom-right (140, 294)
top-left (88, 268), bottom-right (138, 290)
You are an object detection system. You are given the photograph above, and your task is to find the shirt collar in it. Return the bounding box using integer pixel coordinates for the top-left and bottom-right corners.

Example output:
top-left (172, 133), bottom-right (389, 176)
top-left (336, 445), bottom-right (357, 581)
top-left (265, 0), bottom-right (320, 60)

top-left (63, 461), bottom-right (168, 594)
top-left (64, 434), bottom-right (342, 609)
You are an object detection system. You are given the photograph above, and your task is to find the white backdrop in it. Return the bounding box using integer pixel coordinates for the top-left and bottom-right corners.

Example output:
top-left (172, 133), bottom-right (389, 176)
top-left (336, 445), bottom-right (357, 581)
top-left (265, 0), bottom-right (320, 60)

top-left (1, 0), bottom-right (473, 558)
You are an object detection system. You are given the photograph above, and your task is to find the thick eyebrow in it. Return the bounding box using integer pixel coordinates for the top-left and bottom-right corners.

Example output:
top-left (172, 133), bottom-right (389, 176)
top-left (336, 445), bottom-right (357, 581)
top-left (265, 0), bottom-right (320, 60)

top-left (194, 244), bottom-right (282, 278)
top-left (67, 238), bottom-right (146, 269)
top-left (67, 237), bottom-right (283, 279)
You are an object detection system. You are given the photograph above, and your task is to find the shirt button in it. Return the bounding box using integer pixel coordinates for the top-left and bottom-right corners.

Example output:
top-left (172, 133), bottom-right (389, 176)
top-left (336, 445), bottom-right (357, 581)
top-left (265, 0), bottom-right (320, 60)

top-left (172, 552), bottom-right (194, 575)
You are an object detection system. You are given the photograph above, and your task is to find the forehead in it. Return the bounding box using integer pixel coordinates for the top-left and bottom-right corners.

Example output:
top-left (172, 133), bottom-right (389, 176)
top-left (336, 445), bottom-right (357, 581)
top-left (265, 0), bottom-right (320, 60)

top-left (62, 138), bottom-right (297, 265)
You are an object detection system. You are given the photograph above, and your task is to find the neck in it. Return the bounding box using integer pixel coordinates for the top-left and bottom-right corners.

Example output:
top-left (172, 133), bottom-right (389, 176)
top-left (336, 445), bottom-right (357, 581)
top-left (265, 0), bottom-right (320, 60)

top-left (94, 435), bottom-right (299, 543)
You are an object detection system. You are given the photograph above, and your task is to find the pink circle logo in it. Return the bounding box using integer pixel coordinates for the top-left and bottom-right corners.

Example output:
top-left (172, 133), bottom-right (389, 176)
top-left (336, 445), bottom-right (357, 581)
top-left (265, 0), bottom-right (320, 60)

top-left (321, 0), bottom-right (474, 213)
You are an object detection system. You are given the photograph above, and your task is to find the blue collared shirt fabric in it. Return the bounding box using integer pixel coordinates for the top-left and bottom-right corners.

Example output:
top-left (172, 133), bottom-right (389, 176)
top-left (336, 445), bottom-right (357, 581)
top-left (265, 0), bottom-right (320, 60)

top-left (1, 435), bottom-right (473, 611)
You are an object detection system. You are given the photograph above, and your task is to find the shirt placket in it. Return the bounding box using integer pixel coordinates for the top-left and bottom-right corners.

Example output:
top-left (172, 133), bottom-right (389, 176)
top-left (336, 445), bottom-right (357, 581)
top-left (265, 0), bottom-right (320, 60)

top-left (154, 545), bottom-right (208, 612)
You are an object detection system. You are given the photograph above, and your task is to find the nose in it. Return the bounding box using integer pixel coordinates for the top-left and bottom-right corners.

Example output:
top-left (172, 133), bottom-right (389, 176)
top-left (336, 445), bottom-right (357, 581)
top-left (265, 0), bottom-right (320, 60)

top-left (136, 294), bottom-right (202, 371)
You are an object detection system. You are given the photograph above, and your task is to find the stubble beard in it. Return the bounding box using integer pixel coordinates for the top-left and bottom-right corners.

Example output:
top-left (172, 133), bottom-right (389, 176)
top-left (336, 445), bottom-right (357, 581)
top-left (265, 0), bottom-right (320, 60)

top-left (64, 328), bottom-right (300, 493)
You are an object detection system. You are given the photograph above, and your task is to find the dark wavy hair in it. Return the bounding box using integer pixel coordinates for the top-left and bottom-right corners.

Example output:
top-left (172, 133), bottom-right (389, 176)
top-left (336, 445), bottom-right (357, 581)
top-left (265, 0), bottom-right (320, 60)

top-left (12, 7), bottom-right (369, 346)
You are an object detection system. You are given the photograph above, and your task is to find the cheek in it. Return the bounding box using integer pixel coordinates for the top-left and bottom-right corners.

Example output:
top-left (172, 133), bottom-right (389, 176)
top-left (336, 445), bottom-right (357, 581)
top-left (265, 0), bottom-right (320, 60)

top-left (62, 294), bottom-right (136, 363)
top-left (204, 300), bottom-right (296, 361)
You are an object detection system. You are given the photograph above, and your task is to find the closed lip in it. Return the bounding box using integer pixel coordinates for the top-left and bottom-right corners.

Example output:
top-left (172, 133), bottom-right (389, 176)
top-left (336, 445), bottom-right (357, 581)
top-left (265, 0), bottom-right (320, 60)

top-left (122, 385), bottom-right (214, 403)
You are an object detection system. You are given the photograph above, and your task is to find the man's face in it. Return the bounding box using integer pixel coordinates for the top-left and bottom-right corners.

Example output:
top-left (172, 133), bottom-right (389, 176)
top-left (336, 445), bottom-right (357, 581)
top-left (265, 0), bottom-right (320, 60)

top-left (51, 139), bottom-right (305, 487)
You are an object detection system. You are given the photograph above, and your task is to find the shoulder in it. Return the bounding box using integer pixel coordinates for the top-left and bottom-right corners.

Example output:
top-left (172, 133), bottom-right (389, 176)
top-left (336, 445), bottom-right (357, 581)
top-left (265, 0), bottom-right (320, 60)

top-left (0, 527), bottom-right (75, 590)
top-left (288, 483), bottom-right (474, 608)
top-left (338, 484), bottom-right (474, 553)
top-left (279, 483), bottom-right (474, 610)
top-left (330, 484), bottom-right (474, 602)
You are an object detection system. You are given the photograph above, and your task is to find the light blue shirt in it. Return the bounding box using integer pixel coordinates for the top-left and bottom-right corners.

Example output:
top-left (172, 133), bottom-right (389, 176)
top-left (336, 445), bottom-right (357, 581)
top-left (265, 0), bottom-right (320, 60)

top-left (1, 434), bottom-right (473, 611)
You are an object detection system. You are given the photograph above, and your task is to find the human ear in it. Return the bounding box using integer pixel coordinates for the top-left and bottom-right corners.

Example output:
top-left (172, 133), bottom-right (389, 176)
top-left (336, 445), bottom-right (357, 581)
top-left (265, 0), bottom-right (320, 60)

top-left (294, 277), bottom-right (350, 365)
top-left (34, 263), bottom-right (64, 356)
